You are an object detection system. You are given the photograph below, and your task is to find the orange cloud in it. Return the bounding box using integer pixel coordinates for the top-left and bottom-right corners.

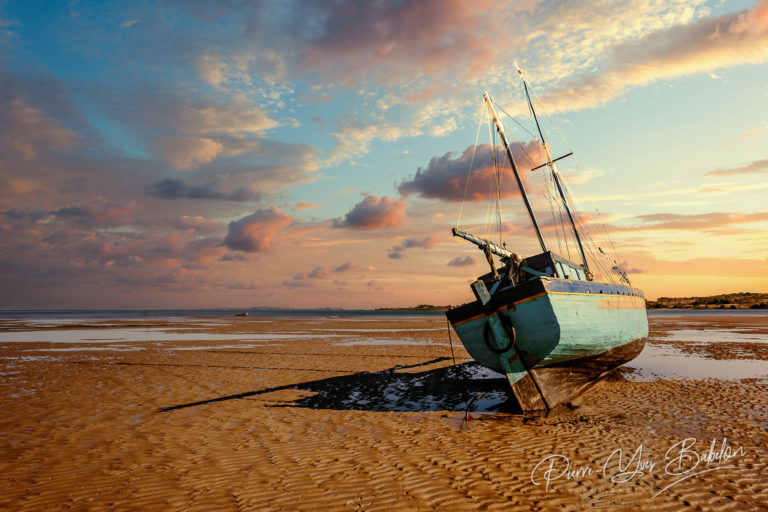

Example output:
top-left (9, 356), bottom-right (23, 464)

top-left (293, 201), bottom-right (320, 210)
top-left (703, 158), bottom-right (768, 178)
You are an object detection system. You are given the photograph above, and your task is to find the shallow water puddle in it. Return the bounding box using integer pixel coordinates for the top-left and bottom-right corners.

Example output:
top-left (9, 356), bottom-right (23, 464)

top-left (165, 343), bottom-right (265, 351)
top-left (334, 337), bottom-right (448, 346)
top-left (26, 346), bottom-right (145, 352)
top-left (652, 328), bottom-right (768, 344)
top-left (0, 329), bottom-right (338, 343)
top-left (625, 344), bottom-right (768, 381)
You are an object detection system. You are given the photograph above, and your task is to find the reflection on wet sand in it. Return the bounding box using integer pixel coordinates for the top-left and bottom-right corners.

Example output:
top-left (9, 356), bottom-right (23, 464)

top-left (0, 313), bottom-right (766, 511)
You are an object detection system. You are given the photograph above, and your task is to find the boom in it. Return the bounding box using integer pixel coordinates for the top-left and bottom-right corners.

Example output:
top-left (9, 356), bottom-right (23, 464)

top-left (452, 228), bottom-right (514, 260)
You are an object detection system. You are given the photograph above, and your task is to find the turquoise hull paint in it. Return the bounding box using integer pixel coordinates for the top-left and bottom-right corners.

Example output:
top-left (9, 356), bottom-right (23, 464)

top-left (451, 277), bottom-right (648, 377)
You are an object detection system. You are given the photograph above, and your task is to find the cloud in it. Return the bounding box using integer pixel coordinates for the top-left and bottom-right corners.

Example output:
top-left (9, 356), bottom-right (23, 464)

top-left (333, 261), bottom-right (355, 273)
top-left (447, 255), bottom-right (476, 267)
top-left (166, 215), bottom-right (222, 234)
top-left (217, 278), bottom-right (263, 290)
top-left (224, 207), bottom-right (293, 252)
top-left (308, 266), bottom-right (329, 279)
top-left (292, 0), bottom-right (527, 85)
top-left (52, 198), bottom-right (134, 225)
top-left (147, 178), bottom-right (261, 201)
top-left (601, 211), bottom-right (768, 235)
top-left (1, 178), bottom-right (41, 197)
top-left (538, 1), bottom-right (768, 113)
top-left (387, 235), bottom-right (437, 259)
top-left (325, 120), bottom-right (421, 166)
top-left (615, 261), bottom-right (643, 274)
top-left (703, 158), bottom-right (768, 178)
top-left (1, 208), bottom-right (48, 221)
top-left (180, 96), bottom-right (279, 136)
top-left (282, 272), bottom-right (312, 288)
top-left (197, 54), bottom-right (227, 88)
top-left (0, 96), bottom-right (77, 159)
top-left (579, 181), bottom-right (768, 204)
top-left (152, 137), bottom-right (224, 170)
top-left (293, 201), bottom-right (320, 210)
top-left (333, 195), bottom-right (407, 230)
top-left (398, 142), bottom-right (542, 201)
top-left (107, 89), bottom-right (279, 139)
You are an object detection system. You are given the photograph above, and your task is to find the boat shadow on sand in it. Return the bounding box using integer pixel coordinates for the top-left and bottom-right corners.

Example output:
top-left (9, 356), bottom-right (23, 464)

top-left (158, 357), bottom-right (524, 414)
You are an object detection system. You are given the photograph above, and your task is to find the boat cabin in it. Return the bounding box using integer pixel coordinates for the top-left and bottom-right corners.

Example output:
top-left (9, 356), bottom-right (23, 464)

top-left (521, 251), bottom-right (588, 281)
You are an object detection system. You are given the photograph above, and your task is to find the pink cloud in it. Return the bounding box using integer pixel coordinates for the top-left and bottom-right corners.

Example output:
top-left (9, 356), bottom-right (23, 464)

top-left (333, 195), bottom-right (407, 230)
top-left (399, 142), bottom-right (543, 202)
top-left (0, 97), bottom-right (77, 159)
top-left (224, 207), bottom-right (293, 252)
top-left (294, 0), bottom-right (529, 85)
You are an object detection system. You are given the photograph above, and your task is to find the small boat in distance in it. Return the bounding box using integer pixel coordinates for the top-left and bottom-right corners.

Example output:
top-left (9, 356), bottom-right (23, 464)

top-left (446, 66), bottom-right (648, 414)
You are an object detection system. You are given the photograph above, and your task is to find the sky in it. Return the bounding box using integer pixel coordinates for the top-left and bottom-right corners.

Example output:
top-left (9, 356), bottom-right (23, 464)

top-left (1, 0), bottom-right (768, 309)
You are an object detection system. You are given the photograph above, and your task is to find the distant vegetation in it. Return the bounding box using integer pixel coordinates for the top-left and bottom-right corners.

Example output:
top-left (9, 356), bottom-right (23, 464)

top-left (646, 292), bottom-right (768, 310)
top-left (376, 304), bottom-right (453, 311)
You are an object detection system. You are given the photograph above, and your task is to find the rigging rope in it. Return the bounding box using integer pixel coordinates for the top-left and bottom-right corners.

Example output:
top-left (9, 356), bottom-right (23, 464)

top-left (520, 69), bottom-right (631, 284)
top-left (453, 74), bottom-right (631, 287)
top-left (456, 104), bottom-right (487, 230)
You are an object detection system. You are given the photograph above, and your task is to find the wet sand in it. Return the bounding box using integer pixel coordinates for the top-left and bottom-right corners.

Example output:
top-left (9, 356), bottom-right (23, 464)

top-left (0, 314), bottom-right (767, 511)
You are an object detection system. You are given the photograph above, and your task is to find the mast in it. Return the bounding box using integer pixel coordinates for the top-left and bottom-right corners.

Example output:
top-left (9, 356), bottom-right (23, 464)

top-left (519, 69), bottom-right (590, 275)
top-left (483, 91), bottom-right (547, 253)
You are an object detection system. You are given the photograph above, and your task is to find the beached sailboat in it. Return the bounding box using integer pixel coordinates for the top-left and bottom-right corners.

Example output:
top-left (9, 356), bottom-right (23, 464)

top-left (446, 66), bottom-right (648, 413)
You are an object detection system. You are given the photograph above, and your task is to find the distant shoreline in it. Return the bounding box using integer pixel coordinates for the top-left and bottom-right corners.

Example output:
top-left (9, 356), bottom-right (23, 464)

top-left (1, 291), bottom-right (767, 316)
top-left (646, 292), bottom-right (768, 310)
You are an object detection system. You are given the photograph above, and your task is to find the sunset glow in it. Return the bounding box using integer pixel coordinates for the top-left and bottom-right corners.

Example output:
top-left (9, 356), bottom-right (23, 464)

top-left (1, 1), bottom-right (768, 308)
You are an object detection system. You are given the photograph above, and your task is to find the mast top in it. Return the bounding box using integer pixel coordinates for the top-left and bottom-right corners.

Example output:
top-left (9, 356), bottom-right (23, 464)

top-left (482, 90), bottom-right (547, 254)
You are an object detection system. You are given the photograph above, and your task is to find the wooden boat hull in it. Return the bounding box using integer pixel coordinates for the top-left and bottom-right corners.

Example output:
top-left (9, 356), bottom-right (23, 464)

top-left (446, 276), bottom-right (648, 412)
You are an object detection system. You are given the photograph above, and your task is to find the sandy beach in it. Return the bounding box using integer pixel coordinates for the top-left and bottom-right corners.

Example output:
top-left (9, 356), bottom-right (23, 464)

top-left (1, 312), bottom-right (766, 511)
